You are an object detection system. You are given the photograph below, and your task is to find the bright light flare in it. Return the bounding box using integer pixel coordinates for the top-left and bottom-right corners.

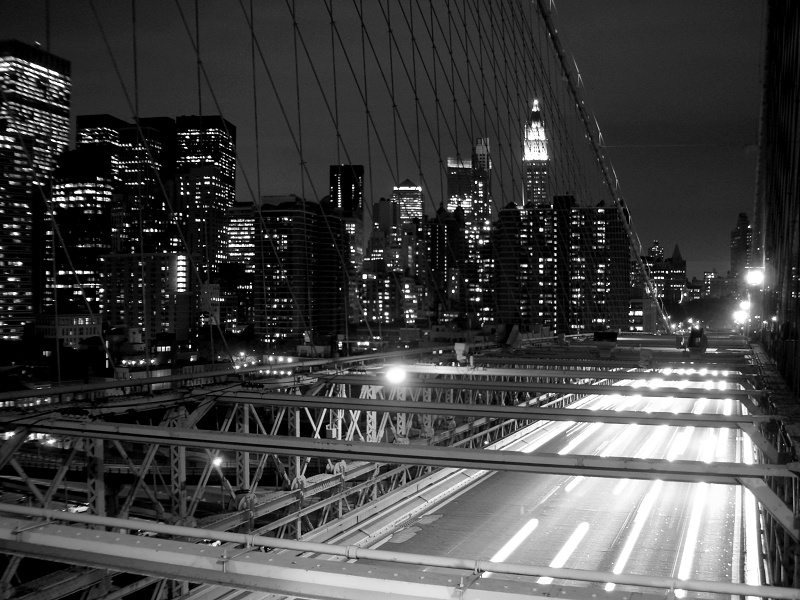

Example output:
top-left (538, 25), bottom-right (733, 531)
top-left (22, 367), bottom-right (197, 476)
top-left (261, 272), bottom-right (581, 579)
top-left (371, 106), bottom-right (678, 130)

top-left (746, 269), bottom-right (764, 286)
top-left (385, 366), bottom-right (407, 385)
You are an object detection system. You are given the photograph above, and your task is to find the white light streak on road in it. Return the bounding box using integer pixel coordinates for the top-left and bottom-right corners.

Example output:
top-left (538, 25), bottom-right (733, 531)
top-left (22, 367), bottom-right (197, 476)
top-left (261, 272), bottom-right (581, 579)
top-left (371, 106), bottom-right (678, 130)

top-left (634, 425), bottom-right (670, 459)
top-left (612, 478), bottom-right (630, 496)
top-left (701, 429), bottom-right (719, 463)
top-left (675, 482), bottom-right (709, 597)
top-left (741, 430), bottom-right (761, 593)
top-left (521, 422), bottom-right (573, 454)
top-left (600, 425), bottom-right (638, 457)
top-left (715, 428), bottom-right (730, 461)
top-left (667, 427), bottom-right (694, 461)
top-left (564, 476), bottom-right (584, 493)
top-left (484, 518), bottom-right (539, 578)
top-left (537, 522), bottom-right (590, 584)
top-left (606, 480), bottom-right (664, 591)
top-left (558, 422), bottom-right (604, 455)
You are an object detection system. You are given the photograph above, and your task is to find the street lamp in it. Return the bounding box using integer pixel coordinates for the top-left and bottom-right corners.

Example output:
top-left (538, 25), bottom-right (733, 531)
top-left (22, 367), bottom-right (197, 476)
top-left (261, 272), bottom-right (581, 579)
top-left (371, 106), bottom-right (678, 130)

top-left (386, 366), bottom-right (406, 385)
top-left (745, 268), bottom-right (764, 287)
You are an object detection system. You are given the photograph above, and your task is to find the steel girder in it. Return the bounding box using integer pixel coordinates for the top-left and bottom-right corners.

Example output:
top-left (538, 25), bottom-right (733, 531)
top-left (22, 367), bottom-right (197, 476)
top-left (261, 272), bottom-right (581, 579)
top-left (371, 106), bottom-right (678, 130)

top-left (0, 509), bottom-right (797, 600)
top-left (321, 374), bottom-right (763, 400)
top-left (214, 392), bottom-right (773, 428)
top-left (0, 418), bottom-right (792, 484)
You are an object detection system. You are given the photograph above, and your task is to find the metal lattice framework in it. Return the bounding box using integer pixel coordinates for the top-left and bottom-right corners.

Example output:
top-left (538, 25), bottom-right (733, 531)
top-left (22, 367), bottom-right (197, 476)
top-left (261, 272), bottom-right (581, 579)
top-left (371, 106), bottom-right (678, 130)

top-left (0, 335), bottom-right (798, 599)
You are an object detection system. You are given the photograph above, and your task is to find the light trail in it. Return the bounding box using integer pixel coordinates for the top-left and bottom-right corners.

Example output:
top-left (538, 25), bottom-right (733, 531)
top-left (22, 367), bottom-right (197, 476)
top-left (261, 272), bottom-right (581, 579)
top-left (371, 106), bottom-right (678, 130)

top-left (537, 522), bottom-right (590, 584)
top-left (521, 421), bottom-right (574, 454)
top-left (667, 426), bottom-right (695, 461)
top-left (564, 476), bottom-right (584, 493)
top-left (674, 482), bottom-right (709, 597)
top-left (634, 424), bottom-right (670, 459)
top-left (612, 478), bottom-right (631, 496)
top-left (606, 480), bottom-right (664, 591)
top-left (600, 424), bottom-right (638, 458)
top-left (489, 518), bottom-right (540, 563)
top-left (483, 518), bottom-right (540, 578)
top-left (558, 422), bottom-right (604, 455)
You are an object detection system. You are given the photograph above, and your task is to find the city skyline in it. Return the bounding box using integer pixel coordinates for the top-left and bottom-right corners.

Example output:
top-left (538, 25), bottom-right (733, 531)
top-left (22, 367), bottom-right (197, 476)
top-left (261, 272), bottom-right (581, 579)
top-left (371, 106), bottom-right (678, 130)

top-left (0, 2), bottom-right (763, 279)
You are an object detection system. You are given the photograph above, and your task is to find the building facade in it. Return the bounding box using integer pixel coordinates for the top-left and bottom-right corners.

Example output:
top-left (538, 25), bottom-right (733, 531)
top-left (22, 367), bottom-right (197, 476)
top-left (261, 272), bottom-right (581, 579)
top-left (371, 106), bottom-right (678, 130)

top-left (0, 40), bottom-right (71, 337)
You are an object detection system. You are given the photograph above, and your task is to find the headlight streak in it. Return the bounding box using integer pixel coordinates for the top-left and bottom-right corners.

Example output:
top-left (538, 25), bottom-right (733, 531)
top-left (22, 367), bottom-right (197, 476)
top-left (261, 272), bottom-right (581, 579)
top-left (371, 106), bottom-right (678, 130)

top-left (715, 427), bottom-right (731, 461)
top-left (692, 398), bottom-right (708, 415)
top-left (605, 480), bottom-right (664, 591)
top-left (612, 478), bottom-right (630, 496)
top-left (483, 518), bottom-right (539, 578)
top-left (564, 476), bottom-right (584, 493)
top-left (600, 425), bottom-right (638, 458)
top-left (674, 482), bottom-right (709, 597)
top-left (701, 429), bottom-right (719, 464)
top-left (635, 424), bottom-right (671, 459)
top-left (521, 421), bottom-right (574, 454)
top-left (537, 522), bottom-right (590, 585)
top-left (558, 422), bottom-right (604, 456)
top-left (741, 428), bottom-right (761, 590)
top-left (723, 398), bottom-right (732, 416)
top-left (667, 427), bottom-right (694, 462)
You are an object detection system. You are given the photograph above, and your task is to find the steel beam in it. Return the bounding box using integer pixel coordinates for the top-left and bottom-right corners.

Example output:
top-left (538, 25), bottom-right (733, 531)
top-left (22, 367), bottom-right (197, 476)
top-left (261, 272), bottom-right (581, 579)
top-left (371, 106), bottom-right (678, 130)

top-left (0, 510), bottom-right (796, 600)
top-left (739, 477), bottom-right (800, 540)
top-left (322, 375), bottom-right (762, 400)
top-left (0, 419), bottom-right (793, 483)
top-left (217, 392), bottom-right (773, 427)
top-left (405, 364), bottom-right (756, 382)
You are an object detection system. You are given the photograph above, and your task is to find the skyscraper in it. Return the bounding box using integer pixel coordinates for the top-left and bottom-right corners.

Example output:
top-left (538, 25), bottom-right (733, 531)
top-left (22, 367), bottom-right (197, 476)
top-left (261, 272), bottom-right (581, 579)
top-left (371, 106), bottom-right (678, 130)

top-left (0, 125), bottom-right (34, 339)
top-left (329, 164), bottom-right (364, 214)
top-left (0, 40), bottom-right (71, 338)
top-left (391, 179), bottom-right (424, 222)
top-left (730, 212), bottom-right (751, 279)
top-left (523, 99), bottom-right (549, 206)
top-left (175, 115), bottom-right (236, 277)
top-left (254, 198), bottom-right (347, 346)
top-left (50, 146), bottom-right (115, 313)
top-left (0, 40), bottom-right (71, 185)
top-left (445, 139), bottom-right (493, 320)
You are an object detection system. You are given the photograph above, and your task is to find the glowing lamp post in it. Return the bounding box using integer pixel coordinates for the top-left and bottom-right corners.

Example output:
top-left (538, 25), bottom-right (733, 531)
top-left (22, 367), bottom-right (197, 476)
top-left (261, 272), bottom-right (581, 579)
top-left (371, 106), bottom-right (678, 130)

top-left (385, 366), bottom-right (407, 385)
top-left (745, 268), bottom-right (764, 287)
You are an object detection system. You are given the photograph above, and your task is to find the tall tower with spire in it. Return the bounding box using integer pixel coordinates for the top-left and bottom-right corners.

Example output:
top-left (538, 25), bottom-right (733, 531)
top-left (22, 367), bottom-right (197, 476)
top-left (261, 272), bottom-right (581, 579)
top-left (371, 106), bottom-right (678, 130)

top-left (523, 99), bottom-right (549, 206)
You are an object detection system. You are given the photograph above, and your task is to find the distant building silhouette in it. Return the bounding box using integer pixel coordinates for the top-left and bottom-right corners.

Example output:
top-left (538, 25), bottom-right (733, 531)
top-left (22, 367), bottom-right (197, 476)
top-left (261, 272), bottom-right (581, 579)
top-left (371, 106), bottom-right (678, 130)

top-left (254, 198), bottom-right (347, 347)
top-left (730, 212), bottom-right (751, 280)
top-left (50, 147), bottom-right (115, 313)
top-left (329, 164), bottom-right (364, 214)
top-left (72, 113), bottom-right (235, 343)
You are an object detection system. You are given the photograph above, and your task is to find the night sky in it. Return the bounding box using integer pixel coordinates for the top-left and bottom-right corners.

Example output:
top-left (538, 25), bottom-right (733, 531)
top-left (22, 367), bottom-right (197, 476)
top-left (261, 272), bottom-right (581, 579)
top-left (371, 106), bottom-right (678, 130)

top-left (1, 1), bottom-right (764, 280)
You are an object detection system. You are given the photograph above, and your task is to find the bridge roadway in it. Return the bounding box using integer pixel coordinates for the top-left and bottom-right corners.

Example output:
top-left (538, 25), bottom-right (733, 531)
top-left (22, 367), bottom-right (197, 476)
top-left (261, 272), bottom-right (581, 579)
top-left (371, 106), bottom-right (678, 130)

top-left (356, 387), bottom-right (754, 599)
top-left (0, 336), bottom-right (793, 600)
top-left (169, 369), bottom-right (769, 600)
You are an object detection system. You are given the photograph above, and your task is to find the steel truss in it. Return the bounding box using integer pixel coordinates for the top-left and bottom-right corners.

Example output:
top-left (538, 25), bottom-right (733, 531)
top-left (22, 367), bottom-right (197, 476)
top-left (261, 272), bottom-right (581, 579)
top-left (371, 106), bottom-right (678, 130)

top-left (0, 338), bottom-right (794, 599)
